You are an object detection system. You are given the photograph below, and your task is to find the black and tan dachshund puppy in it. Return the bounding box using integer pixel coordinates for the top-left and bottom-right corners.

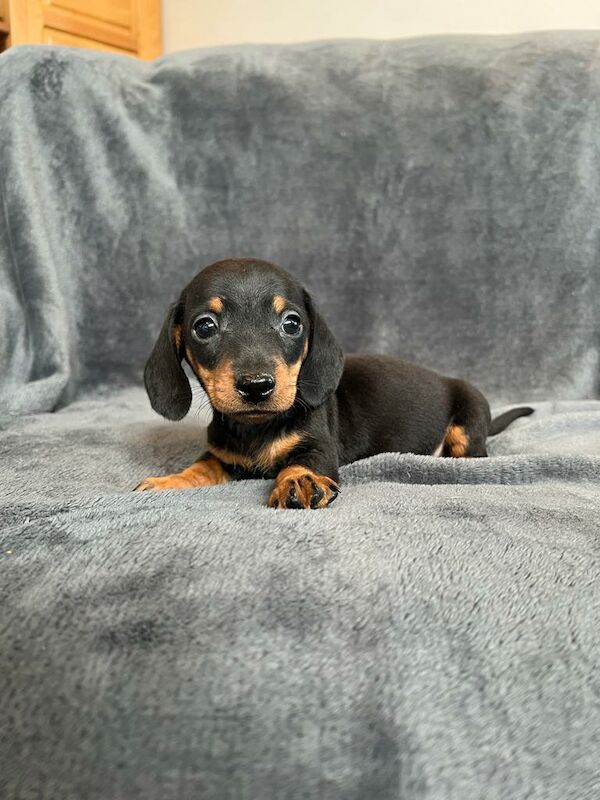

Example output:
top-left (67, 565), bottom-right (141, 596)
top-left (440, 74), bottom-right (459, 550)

top-left (135, 258), bottom-right (533, 508)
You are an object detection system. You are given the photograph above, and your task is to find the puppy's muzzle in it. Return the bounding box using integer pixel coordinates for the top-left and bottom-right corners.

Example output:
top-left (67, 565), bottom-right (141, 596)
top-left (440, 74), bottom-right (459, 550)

top-left (235, 373), bottom-right (276, 404)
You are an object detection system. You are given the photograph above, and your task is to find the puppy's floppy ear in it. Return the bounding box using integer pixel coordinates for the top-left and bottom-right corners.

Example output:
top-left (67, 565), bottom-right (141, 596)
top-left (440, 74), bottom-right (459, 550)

top-left (298, 289), bottom-right (344, 407)
top-left (144, 302), bottom-right (191, 421)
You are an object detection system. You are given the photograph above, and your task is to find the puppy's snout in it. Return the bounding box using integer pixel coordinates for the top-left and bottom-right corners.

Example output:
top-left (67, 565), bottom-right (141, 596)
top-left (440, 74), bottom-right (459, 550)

top-left (236, 374), bottom-right (276, 403)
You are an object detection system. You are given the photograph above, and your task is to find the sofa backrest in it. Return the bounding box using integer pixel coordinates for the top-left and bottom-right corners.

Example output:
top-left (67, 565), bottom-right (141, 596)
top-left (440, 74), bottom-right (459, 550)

top-left (1, 33), bottom-right (599, 414)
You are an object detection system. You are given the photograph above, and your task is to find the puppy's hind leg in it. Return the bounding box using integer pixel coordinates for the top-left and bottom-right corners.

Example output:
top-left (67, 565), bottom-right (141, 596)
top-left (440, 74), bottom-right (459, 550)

top-left (443, 379), bottom-right (491, 459)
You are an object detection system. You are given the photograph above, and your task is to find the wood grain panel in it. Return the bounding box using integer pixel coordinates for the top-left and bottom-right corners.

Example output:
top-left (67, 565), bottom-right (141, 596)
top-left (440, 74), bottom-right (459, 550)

top-left (6, 0), bottom-right (161, 58)
top-left (136, 0), bottom-right (161, 59)
top-left (47, 0), bottom-right (132, 29)
top-left (42, 4), bottom-right (136, 50)
top-left (7, 0), bottom-right (44, 44)
top-left (42, 26), bottom-right (133, 53)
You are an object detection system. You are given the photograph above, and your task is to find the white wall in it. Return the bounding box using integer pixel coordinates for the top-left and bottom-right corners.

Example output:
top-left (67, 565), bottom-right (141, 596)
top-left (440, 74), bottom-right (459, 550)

top-left (162, 0), bottom-right (600, 53)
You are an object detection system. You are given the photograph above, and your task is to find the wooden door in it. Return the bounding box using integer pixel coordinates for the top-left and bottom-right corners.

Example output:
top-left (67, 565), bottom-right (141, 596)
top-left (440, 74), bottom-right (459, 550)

top-left (6, 0), bottom-right (161, 58)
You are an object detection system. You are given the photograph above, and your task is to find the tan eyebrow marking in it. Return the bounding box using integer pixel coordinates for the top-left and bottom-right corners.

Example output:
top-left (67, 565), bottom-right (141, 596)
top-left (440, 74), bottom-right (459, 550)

top-left (273, 295), bottom-right (286, 314)
top-left (208, 297), bottom-right (224, 314)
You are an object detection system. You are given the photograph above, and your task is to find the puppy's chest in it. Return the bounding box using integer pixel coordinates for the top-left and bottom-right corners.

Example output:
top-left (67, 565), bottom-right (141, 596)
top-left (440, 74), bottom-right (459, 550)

top-left (207, 430), bottom-right (303, 477)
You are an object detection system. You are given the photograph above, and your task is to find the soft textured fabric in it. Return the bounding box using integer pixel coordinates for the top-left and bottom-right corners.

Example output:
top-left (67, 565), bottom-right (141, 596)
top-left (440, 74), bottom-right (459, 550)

top-left (2, 32), bottom-right (600, 800)
top-left (2, 32), bottom-right (600, 417)
top-left (2, 392), bottom-right (600, 800)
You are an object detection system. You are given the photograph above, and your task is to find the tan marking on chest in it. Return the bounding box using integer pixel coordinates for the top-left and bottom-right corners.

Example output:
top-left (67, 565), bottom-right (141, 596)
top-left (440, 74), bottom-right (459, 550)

top-left (254, 431), bottom-right (303, 472)
top-left (208, 432), bottom-right (303, 474)
top-left (207, 444), bottom-right (254, 472)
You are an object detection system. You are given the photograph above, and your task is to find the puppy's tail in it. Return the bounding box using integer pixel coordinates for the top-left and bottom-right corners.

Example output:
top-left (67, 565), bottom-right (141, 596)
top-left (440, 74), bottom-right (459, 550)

top-left (488, 406), bottom-right (534, 436)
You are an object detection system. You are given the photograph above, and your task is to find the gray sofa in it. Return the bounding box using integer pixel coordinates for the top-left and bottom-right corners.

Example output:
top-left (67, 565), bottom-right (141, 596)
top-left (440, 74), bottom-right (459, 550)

top-left (1, 32), bottom-right (600, 800)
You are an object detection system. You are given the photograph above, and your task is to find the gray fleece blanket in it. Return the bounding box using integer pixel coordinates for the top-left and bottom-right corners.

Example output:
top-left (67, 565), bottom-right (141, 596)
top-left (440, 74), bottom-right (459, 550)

top-left (1, 33), bottom-right (600, 800)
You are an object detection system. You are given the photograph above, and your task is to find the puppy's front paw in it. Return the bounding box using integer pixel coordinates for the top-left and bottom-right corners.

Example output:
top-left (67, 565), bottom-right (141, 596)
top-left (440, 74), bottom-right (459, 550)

top-left (268, 465), bottom-right (339, 509)
top-left (133, 457), bottom-right (230, 492)
top-left (133, 475), bottom-right (197, 491)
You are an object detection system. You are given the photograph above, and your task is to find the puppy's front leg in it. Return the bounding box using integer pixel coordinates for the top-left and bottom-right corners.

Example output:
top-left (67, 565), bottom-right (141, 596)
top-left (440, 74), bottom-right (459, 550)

top-left (268, 449), bottom-right (339, 510)
top-left (134, 454), bottom-right (229, 492)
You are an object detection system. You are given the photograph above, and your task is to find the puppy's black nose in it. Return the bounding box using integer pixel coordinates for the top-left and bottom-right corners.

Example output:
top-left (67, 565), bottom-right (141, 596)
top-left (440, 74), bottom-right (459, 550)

top-left (236, 374), bottom-right (275, 403)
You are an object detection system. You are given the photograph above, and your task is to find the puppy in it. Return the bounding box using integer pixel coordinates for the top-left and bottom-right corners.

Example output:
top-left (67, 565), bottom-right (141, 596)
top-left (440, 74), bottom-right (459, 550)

top-left (135, 258), bottom-right (533, 508)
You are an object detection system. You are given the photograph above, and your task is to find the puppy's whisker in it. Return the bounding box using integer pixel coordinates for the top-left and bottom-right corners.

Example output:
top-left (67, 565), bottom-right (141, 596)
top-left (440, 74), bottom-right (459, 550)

top-left (294, 378), bottom-right (320, 387)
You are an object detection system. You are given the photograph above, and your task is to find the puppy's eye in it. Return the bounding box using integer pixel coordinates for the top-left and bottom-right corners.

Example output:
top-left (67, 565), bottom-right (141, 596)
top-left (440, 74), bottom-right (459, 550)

top-left (192, 314), bottom-right (219, 340)
top-left (281, 312), bottom-right (303, 337)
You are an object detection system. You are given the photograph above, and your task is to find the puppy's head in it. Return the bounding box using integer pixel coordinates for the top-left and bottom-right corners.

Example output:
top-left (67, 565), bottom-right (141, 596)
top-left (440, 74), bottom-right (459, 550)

top-left (144, 259), bottom-right (344, 423)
